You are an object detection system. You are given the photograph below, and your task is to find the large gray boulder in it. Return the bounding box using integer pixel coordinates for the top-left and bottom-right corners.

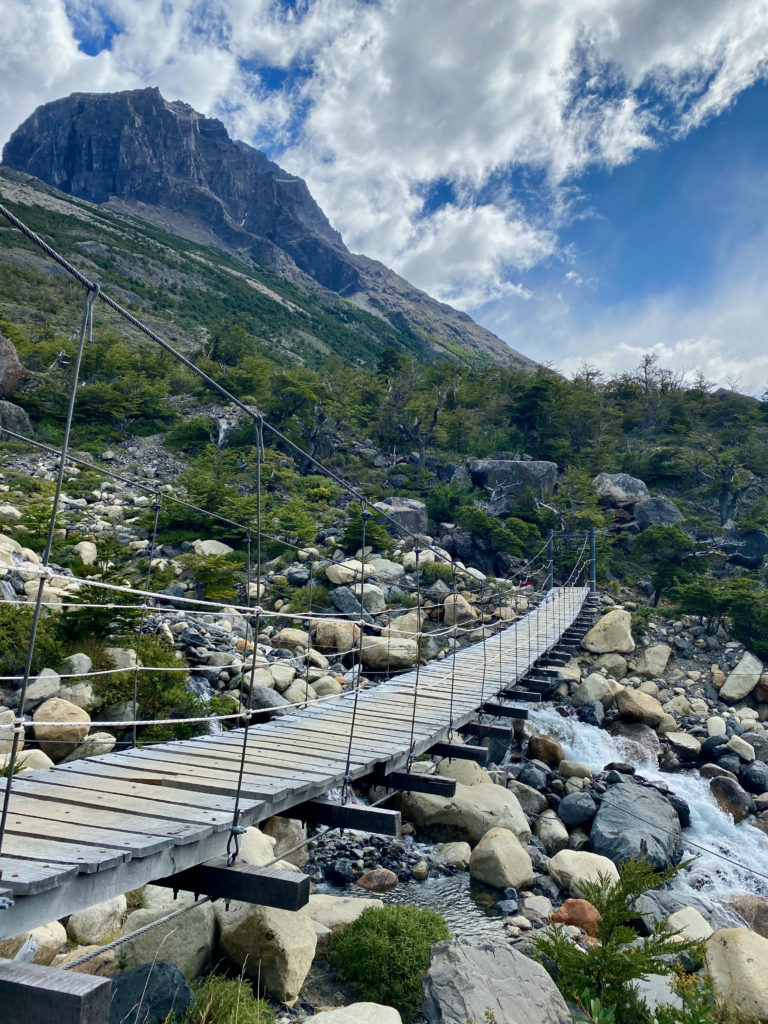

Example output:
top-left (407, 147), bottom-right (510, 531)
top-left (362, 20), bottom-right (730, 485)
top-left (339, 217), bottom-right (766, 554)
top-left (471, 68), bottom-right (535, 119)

top-left (373, 497), bottom-right (427, 535)
top-left (634, 497), bottom-right (684, 529)
top-left (594, 472), bottom-right (650, 506)
top-left (467, 459), bottom-right (557, 515)
top-left (720, 651), bottom-right (763, 703)
top-left (590, 783), bottom-right (683, 870)
top-left (422, 936), bottom-right (570, 1024)
top-left (720, 529), bottom-right (768, 569)
top-left (0, 399), bottom-right (32, 434)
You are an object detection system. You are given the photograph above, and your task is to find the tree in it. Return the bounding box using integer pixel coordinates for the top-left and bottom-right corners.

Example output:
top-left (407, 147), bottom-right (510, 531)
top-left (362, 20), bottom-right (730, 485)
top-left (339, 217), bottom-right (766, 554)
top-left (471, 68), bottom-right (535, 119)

top-left (632, 524), bottom-right (700, 606)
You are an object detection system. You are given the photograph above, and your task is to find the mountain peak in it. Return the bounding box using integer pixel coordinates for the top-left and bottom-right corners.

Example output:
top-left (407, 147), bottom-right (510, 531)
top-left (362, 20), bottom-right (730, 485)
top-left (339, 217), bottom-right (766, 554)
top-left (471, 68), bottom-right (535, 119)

top-left (2, 89), bottom-right (534, 367)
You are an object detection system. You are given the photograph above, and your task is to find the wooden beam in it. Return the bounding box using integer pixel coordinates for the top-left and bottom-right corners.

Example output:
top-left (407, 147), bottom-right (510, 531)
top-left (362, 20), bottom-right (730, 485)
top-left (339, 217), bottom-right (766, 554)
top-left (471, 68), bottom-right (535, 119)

top-left (429, 742), bottom-right (489, 765)
top-left (462, 721), bottom-right (513, 741)
top-left (497, 689), bottom-right (542, 703)
top-left (380, 772), bottom-right (456, 797)
top-left (0, 958), bottom-right (111, 1024)
top-left (287, 799), bottom-right (401, 836)
top-left (153, 859), bottom-right (309, 912)
top-left (481, 702), bottom-right (528, 720)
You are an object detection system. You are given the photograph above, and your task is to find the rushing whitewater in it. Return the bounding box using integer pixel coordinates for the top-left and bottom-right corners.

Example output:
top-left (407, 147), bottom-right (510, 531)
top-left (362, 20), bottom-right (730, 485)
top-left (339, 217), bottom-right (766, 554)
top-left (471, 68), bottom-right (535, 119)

top-left (530, 707), bottom-right (768, 914)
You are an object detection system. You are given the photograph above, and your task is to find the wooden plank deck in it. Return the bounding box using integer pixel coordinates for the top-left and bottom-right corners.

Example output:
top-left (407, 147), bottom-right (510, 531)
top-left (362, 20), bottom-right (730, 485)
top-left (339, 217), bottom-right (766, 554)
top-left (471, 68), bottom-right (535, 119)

top-left (0, 585), bottom-right (588, 936)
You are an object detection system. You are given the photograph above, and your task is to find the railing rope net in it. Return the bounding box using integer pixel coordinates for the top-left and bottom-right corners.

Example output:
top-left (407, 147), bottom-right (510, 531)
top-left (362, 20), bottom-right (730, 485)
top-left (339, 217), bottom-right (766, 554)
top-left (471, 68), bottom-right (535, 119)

top-left (0, 202), bottom-right (589, 882)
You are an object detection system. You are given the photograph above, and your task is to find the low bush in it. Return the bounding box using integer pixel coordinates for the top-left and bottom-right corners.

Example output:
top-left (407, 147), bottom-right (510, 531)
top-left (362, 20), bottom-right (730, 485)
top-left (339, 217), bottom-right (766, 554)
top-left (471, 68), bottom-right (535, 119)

top-left (177, 973), bottom-right (275, 1024)
top-left (325, 903), bottom-right (450, 1021)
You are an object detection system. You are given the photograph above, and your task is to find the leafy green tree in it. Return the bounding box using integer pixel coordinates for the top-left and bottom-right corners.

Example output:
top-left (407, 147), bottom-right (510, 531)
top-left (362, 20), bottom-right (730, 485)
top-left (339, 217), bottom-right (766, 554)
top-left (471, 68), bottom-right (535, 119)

top-left (632, 525), bottom-right (701, 606)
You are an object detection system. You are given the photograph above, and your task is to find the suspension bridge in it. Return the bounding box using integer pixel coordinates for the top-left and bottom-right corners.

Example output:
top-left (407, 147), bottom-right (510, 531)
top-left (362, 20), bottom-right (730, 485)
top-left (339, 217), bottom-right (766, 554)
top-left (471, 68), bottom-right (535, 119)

top-left (0, 201), bottom-right (596, 1020)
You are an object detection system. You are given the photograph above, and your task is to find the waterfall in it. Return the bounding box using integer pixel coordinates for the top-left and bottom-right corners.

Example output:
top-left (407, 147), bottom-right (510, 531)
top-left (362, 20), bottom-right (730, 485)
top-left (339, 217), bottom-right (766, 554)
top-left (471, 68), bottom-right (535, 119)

top-left (529, 707), bottom-right (768, 913)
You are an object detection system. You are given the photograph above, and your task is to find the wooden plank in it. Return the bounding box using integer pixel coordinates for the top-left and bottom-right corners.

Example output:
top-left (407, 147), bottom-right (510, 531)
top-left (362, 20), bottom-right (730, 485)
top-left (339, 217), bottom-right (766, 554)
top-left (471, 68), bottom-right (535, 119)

top-left (13, 774), bottom-right (243, 828)
top-left (154, 859), bottom-right (310, 911)
top-left (0, 857), bottom-right (79, 896)
top-left (1, 812), bottom-right (177, 858)
top-left (0, 835), bottom-right (125, 873)
top-left (96, 745), bottom-right (319, 787)
top-left (0, 958), bottom-right (111, 1024)
top-left (480, 702), bottom-right (528, 720)
top-left (429, 742), bottom-right (489, 765)
top-left (288, 800), bottom-right (401, 836)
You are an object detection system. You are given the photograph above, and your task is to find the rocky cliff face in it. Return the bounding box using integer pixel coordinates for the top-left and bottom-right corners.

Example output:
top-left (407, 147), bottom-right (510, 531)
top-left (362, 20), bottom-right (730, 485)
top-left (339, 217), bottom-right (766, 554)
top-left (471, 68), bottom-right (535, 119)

top-left (2, 88), bottom-right (534, 368)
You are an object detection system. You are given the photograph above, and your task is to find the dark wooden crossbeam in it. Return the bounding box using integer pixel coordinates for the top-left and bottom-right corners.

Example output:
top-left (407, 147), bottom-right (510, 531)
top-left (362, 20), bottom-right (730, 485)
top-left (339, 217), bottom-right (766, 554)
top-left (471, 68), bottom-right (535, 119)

top-left (481, 701), bottom-right (528, 720)
top-left (287, 799), bottom-right (401, 836)
top-left (0, 958), bottom-right (111, 1024)
top-left (497, 688), bottom-right (542, 702)
top-left (429, 741), bottom-right (489, 764)
top-left (153, 859), bottom-right (309, 912)
top-left (462, 721), bottom-right (513, 741)
top-left (379, 771), bottom-right (456, 797)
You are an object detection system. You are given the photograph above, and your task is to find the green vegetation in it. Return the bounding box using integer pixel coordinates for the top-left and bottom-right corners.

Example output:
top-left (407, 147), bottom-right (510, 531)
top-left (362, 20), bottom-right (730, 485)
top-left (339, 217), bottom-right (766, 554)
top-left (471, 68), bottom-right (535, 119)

top-left (176, 973), bottom-right (276, 1024)
top-left (532, 858), bottom-right (702, 1024)
top-left (325, 903), bottom-right (450, 1021)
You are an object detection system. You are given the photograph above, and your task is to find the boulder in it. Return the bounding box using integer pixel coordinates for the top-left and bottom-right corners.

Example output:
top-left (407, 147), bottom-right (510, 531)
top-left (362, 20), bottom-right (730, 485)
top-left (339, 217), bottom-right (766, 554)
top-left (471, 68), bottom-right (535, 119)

top-left (593, 472), bottom-right (650, 506)
top-left (0, 920), bottom-right (67, 965)
top-left (557, 792), bottom-right (597, 828)
top-left (215, 901), bottom-right (316, 1003)
top-left (67, 896), bottom-right (126, 946)
top-left (548, 850), bottom-right (619, 897)
top-left (710, 776), bottom-right (755, 823)
top-left (634, 497), bottom-right (684, 529)
top-left (271, 627), bottom-right (310, 650)
top-left (367, 557), bottom-right (406, 584)
top-left (726, 894), bottom-right (768, 938)
top-left (527, 734), bottom-right (565, 766)
top-left (435, 757), bottom-right (493, 787)
top-left (356, 868), bottom-right (398, 892)
top-left (361, 636), bottom-right (418, 670)
top-left (373, 497), bottom-right (428, 535)
top-left (467, 459), bottom-right (558, 498)
top-left (51, 945), bottom-right (117, 976)
top-left (307, 894), bottom-right (384, 931)
top-left (720, 652), bottom-right (764, 702)
top-left (192, 538), bottom-right (234, 556)
top-left (666, 732), bottom-right (702, 758)
top-left (60, 731), bottom-right (116, 762)
top-left (351, 582), bottom-right (386, 614)
top-left (726, 734), bottom-right (755, 762)
top-left (0, 707), bottom-right (24, 761)
top-left (635, 643), bottom-right (672, 678)
top-left (0, 400), bottom-right (32, 435)
top-left (720, 528), bottom-right (768, 570)
top-left (615, 688), bottom-right (666, 726)
top-left (535, 810), bottom-right (569, 855)
top-left (118, 900), bottom-right (216, 978)
top-left (262, 816), bottom-right (308, 868)
top-left (400, 782), bottom-right (530, 845)
top-left (312, 618), bottom-right (361, 654)
top-left (443, 594), bottom-right (475, 626)
top-left (326, 559), bottom-right (376, 586)
top-left (312, 1005), bottom-right (402, 1024)
top-left (108, 961), bottom-right (192, 1024)
top-left (469, 827), bottom-right (534, 889)
top-left (590, 783), bottom-right (683, 869)
top-left (73, 540), bottom-right (98, 565)
top-left (422, 935), bottom-right (570, 1024)
top-left (594, 652), bottom-right (628, 679)
top-left (33, 697), bottom-right (90, 761)
top-left (552, 898), bottom-right (601, 937)
top-left (505, 778), bottom-right (549, 815)
top-left (706, 928), bottom-right (768, 1021)
top-left (666, 906), bottom-right (713, 941)
top-left (572, 674), bottom-right (623, 708)
top-left (434, 842), bottom-right (472, 870)
top-left (581, 609), bottom-right (635, 654)
top-left (0, 333), bottom-right (23, 396)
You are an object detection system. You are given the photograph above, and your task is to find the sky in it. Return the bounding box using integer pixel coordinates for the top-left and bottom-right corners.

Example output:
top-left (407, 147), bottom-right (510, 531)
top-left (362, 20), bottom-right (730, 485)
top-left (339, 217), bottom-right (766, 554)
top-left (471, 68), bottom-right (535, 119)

top-left (2, 0), bottom-right (768, 391)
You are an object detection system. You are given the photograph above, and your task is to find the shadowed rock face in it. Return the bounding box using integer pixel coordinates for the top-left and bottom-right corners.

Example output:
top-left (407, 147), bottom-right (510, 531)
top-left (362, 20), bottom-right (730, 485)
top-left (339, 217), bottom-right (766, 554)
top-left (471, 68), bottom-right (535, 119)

top-left (2, 88), bottom-right (535, 368)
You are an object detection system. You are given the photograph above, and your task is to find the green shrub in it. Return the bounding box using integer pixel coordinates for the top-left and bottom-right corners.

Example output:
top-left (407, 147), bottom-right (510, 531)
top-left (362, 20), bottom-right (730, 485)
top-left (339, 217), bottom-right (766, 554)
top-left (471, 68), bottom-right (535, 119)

top-left (340, 504), bottom-right (393, 554)
top-left (325, 903), bottom-right (450, 1021)
top-left (178, 552), bottom-right (246, 601)
top-left (532, 858), bottom-right (702, 1024)
top-left (178, 973), bottom-right (275, 1024)
top-left (0, 605), bottom-right (64, 676)
top-left (421, 560), bottom-right (453, 584)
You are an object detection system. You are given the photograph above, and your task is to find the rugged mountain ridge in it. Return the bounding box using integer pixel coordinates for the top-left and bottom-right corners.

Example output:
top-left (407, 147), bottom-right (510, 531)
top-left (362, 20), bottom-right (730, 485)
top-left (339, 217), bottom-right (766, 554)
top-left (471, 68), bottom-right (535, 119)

top-left (2, 87), bottom-right (533, 367)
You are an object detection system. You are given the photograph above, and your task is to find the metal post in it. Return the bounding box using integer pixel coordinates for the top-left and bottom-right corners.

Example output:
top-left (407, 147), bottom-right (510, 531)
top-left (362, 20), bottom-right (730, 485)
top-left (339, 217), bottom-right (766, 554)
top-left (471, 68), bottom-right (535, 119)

top-left (589, 527), bottom-right (597, 595)
top-left (546, 529), bottom-right (554, 591)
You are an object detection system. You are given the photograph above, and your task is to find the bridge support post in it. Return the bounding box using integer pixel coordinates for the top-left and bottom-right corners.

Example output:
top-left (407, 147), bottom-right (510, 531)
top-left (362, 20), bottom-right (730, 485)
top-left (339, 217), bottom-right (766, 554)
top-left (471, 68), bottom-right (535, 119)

top-left (589, 527), bottom-right (597, 594)
top-left (0, 958), bottom-right (110, 1024)
top-left (546, 529), bottom-right (554, 591)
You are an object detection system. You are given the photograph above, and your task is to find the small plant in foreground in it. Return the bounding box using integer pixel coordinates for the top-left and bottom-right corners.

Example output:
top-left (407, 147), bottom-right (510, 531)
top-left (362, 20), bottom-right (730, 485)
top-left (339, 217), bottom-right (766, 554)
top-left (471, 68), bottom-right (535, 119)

top-left (176, 973), bottom-right (275, 1024)
top-left (532, 857), bottom-right (703, 1024)
top-left (325, 903), bottom-right (450, 1021)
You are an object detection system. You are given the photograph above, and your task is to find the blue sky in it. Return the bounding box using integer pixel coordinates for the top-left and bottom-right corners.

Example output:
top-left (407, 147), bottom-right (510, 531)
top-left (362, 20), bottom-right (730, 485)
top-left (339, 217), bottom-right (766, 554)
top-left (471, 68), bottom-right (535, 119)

top-left (2, 0), bottom-right (768, 389)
